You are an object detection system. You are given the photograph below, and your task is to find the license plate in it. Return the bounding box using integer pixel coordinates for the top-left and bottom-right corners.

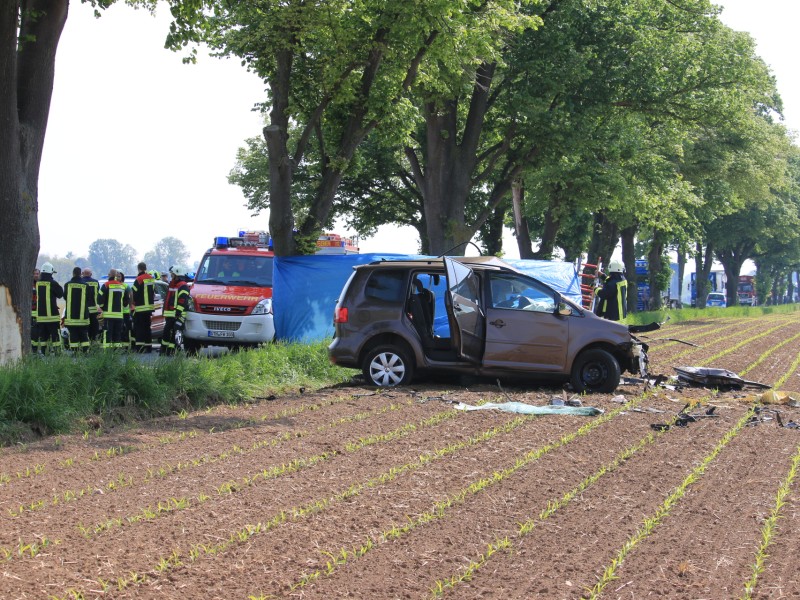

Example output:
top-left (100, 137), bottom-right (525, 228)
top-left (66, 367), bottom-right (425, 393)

top-left (208, 330), bottom-right (234, 338)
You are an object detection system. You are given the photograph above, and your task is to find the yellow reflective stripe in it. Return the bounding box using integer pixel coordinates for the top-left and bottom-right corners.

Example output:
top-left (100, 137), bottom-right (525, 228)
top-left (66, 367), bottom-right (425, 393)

top-left (65, 283), bottom-right (89, 326)
top-left (36, 282), bottom-right (60, 322)
top-left (618, 280), bottom-right (628, 317)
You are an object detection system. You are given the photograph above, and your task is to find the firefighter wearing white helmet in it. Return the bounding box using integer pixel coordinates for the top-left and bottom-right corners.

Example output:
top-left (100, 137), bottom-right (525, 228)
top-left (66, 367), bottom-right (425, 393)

top-left (594, 259), bottom-right (628, 321)
top-left (161, 265), bottom-right (191, 355)
top-left (34, 263), bottom-right (64, 353)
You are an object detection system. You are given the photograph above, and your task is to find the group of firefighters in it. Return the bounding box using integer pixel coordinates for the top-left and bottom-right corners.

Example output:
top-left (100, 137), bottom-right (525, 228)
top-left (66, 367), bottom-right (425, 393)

top-left (31, 261), bottom-right (192, 355)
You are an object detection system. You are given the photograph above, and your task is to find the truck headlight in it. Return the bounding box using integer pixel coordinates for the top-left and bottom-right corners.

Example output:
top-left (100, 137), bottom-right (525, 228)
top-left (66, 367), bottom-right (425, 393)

top-left (251, 298), bottom-right (272, 315)
top-left (186, 297), bottom-right (196, 312)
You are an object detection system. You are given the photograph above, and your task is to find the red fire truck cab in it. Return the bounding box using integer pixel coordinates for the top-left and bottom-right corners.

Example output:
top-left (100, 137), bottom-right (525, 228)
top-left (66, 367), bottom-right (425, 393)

top-left (184, 232), bottom-right (276, 352)
top-left (184, 231), bottom-right (359, 352)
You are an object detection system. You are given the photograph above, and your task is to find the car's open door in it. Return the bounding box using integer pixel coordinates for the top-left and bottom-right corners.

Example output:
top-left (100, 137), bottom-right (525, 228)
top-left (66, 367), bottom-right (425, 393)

top-left (444, 257), bottom-right (485, 363)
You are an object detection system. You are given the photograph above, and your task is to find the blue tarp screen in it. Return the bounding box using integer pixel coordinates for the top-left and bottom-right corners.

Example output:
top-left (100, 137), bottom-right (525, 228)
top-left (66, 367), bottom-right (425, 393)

top-left (272, 254), bottom-right (581, 341)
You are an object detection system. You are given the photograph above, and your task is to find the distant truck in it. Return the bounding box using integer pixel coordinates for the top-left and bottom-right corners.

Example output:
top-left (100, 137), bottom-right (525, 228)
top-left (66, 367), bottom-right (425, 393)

top-left (634, 260), bottom-right (681, 310)
top-left (184, 231), bottom-right (358, 352)
top-left (687, 270), bottom-right (726, 307)
top-left (737, 275), bottom-right (757, 306)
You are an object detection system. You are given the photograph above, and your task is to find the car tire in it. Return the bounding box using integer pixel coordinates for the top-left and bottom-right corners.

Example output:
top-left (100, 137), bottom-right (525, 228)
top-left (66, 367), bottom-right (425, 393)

top-left (362, 344), bottom-right (415, 387)
top-left (570, 348), bottom-right (621, 394)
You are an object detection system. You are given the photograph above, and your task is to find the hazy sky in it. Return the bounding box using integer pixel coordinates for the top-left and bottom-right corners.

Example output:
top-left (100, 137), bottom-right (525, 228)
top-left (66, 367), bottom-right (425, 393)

top-left (37, 1), bottom-right (799, 265)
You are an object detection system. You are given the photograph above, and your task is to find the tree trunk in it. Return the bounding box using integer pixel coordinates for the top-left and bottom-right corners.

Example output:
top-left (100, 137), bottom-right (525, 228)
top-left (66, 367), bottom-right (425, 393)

top-left (647, 232), bottom-right (665, 311)
top-left (511, 180), bottom-right (534, 259)
top-left (587, 211), bottom-right (619, 272)
top-left (676, 246), bottom-right (687, 308)
top-left (620, 225), bottom-right (637, 313)
top-left (694, 241), bottom-right (714, 308)
top-left (480, 202), bottom-right (507, 256)
top-left (0, 0), bottom-right (68, 364)
top-left (531, 186), bottom-right (561, 260)
top-left (410, 63), bottom-right (497, 256)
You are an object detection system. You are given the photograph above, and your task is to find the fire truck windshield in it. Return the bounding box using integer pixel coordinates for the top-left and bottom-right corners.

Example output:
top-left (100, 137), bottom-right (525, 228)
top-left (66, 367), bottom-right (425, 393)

top-left (196, 255), bottom-right (274, 287)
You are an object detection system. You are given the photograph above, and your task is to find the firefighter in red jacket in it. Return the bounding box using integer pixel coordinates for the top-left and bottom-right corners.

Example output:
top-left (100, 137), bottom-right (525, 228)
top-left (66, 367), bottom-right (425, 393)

top-left (131, 262), bottom-right (156, 353)
top-left (160, 265), bottom-right (191, 355)
top-left (34, 263), bottom-right (64, 354)
top-left (98, 268), bottom-right (129, 349)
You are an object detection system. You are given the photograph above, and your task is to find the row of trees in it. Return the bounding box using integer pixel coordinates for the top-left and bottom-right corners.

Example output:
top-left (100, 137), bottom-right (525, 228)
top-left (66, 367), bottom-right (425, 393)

top-left (2, 0), bottom-right (799, 362)
top-left (211, 0), bottom-right (799, 308)
top-left (36, 237), bottom-right (191, 283)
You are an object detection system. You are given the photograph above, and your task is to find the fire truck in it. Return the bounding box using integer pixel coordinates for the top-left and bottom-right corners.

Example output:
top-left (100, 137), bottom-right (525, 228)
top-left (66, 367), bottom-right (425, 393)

top-left (184, 231), bottom-right (358, 352)
top-left (737, 275), bottom-right (757, 306)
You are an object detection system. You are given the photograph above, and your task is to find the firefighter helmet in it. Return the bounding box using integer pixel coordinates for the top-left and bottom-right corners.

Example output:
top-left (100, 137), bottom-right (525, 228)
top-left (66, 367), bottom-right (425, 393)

top-left (171, 265), bottom-right (189, 277)
top-left (40, 262), bottom-right (56, 274)
top-left (148, 270), bottom-right (161, 280)
top-left (607, 259), bottom-right (624, 273)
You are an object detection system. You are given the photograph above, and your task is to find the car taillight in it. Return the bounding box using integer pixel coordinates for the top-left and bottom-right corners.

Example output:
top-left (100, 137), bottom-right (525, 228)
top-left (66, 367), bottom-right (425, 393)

top-left (334, 306), bottom-right (348, 323)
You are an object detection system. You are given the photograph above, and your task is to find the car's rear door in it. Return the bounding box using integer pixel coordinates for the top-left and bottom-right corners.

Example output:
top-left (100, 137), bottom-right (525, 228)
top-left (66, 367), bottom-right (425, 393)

top-left (444, 258), bottom-right (484, 363)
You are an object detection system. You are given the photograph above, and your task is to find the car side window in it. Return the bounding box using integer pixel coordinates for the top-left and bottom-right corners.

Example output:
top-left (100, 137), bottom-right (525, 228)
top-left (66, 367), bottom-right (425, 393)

top-left (489, 273), bottom-right (556, 313)
top-left (365, 270), bottom-right (406, 302)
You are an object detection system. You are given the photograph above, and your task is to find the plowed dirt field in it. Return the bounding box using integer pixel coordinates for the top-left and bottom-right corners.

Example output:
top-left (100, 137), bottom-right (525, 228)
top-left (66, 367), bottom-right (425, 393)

top-left (2, 313), bottom-right (800, 599)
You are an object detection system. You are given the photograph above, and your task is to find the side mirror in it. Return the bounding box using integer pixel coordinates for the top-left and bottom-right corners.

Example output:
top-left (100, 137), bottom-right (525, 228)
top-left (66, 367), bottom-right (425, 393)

top-left (557, 301), bottom-right (572, 316)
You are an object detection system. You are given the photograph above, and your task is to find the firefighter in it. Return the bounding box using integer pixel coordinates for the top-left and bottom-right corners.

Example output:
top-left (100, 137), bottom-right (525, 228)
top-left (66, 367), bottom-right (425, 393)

top-left (131, 262), bottom-right (156, 353)
top-left (35, 263), bottom-right (64, 354)
top-left (81, 268), bottom-right (101, 342)
top-left (594, 259), bottom-right (628, 321)
top-left (63, 267), bottom-right (90, 352)
top-left (160, 265), bottom-right (191, 355)
top-left (98, 269), bottom-right (129, 349)
top-left (31, 268), bottom-right (40, 352)
top-left (115, 270), bottom-right (135, 349)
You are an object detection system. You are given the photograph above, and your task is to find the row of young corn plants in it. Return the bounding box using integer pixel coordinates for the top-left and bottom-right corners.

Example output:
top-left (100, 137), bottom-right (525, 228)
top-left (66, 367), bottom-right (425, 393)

top-left (79, 402), bottom-right (479, 538)
top-left (649, 313), bottom-right (794, 356)
top-left (741, 444), bottom-right (800, 599)
top-left (280, 395), bottom-right (649, 594)
top-left (648, 318), bottom-right (742, 352)
top-left (583, 407), bottom-right (757, 598)
top-left (0, 398), bottom-right (408, 522)
top-left (739, 329), bottom-right (800, 378)
top-left (427, 419), bottom-right (678, 597)
top-left (0, 392), bottom-right (362, 493)
top-left (6, 396), bottom-right (495, 571)
top-left (666, 319), bottom-right (789, 364)
top-left (694, 321), bottom-right (793, 368)
top-left (423, 334), bottom-right (800, 598)
top-left (57, 414), bottom-right (537, 598)
top-left (581, 347), bottom-right (800, 599)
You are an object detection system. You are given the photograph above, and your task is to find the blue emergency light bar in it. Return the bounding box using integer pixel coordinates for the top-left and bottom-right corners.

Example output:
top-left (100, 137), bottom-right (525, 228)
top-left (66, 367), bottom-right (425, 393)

top-left (214, 236), bottom-right (229, 248)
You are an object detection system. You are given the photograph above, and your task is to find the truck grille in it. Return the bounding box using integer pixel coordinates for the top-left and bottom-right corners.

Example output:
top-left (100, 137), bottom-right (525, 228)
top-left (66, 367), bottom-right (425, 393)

top-left (199, 304), bottom-right (248, 315)
top-left (203, 321), bottom-right (241, 331)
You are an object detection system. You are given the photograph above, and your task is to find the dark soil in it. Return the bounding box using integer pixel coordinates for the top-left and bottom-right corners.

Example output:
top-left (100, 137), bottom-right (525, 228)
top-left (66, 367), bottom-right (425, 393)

top-left (1, 312), bottom-right (799, 599)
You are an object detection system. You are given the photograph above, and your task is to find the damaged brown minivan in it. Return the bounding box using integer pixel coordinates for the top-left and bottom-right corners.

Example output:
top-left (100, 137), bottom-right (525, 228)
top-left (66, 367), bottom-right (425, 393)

top-left (328, 256), bottom-right (649, 392)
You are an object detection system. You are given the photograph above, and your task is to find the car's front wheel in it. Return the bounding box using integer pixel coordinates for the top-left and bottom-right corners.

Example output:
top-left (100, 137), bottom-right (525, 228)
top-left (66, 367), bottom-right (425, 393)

top-left (570, 348), bottom-right (621, 393)
top-left (362, 345), bottom-right (415, 387)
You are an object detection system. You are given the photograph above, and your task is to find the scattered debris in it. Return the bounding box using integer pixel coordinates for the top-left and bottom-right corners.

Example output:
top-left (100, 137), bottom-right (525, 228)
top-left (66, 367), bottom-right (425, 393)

top-left (454, 401), bottom-right (603, 417)
top-left (650, 403), bottom-right (719, 431)
top-left (745, 390), bottom-right (800, 406)
top-left (673, 366), bottom-right (771, 391)
top-left (746, 406), bottom-right (800, 429)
